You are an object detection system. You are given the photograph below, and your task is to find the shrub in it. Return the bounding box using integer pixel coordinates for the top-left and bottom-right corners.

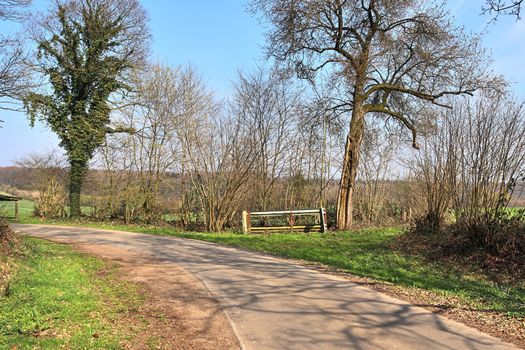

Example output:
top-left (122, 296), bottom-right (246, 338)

top-left (33, 177), bottom-right (67, 219)
top-left (450, 213), bottom-right (525, 266)
top-left (0, 219), bottom-right (16, 255)
top-left (402, 211), bottom-right (525, 279)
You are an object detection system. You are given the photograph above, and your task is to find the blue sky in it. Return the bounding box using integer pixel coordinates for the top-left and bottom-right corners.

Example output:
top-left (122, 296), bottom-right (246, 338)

top-left (0, 0), bottom-right (524, 166)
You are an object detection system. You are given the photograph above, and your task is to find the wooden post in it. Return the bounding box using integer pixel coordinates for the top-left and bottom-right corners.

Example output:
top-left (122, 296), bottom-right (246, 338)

top-left (242, 210), bottom-right (249, 234)
top-left (319, 207), bottom-right (327, 233)
top-left (289, 212), bottom-right (295, 229)
top-left (15, 200), bottom-right (19, 221)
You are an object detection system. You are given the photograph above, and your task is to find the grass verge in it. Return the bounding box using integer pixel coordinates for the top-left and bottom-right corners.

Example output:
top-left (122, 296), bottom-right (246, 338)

top-left (0, 234), bottom-right (146, 349)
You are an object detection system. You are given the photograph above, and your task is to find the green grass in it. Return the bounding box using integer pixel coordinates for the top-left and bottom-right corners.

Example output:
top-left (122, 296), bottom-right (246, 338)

top-left (13, 218), bottom-right (525, 318)
top-left (1, 199), bottom-right (93, 221)
top-left (0, 235), bottom-right (145, 349)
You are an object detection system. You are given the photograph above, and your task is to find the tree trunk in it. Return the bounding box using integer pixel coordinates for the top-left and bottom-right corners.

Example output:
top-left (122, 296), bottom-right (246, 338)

top-left (69, 159), bottom-right (87, 218)
top-left (336, 100), bottom-right (366, 230)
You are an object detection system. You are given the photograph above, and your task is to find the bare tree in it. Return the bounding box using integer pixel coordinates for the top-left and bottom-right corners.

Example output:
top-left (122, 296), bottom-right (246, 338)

top-left (354, 124), bottom-right (397, 224)
top-left (95, 136), bottom-right (129, 219)
top-left (96, 64), bottom-right (250, 229)
top-left (122, 64), bottom-right (184, 222)
top-left (180, 106), bottom-right (259, 231)
top-left (451, 93), bottom-right (525, 224)
top-left (251, 0), bottom-right (494, 229)
top-left (232, 67), bottom-right (301, 210)
top-left (414, 90), bottom-right (525, 229)
top-left (281, 95), bottom-right (344, 211)
top-left (0, 0), bottom-right (31, 125)
top-left (413, 106), bottom-right (457, 228)
top-left (94, 64), bottom-right (200, 223)
top-left (0, 0), bottom-right (30, 20)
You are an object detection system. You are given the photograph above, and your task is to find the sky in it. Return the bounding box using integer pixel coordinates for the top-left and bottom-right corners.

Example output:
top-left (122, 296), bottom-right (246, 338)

top-left (0, 0), bottom-right (524, 166)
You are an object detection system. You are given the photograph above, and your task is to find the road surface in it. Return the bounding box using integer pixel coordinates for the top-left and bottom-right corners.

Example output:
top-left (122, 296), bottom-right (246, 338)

top-left (14, 224), bottom-right (517, 350)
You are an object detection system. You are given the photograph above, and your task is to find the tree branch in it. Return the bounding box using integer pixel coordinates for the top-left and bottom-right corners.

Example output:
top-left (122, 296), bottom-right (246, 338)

top-left (364, 103), bottom-right (419, 149)
top-left (364, 83), bottom-right (475, 108)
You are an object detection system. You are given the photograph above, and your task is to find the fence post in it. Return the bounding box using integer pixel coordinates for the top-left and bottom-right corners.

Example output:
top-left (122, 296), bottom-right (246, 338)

top-left (319, 207), bottom-right (327, 233)
top-left (289, 211), bottom-right (295, 230)
top-left (242, 210), bottom-right (249, 234)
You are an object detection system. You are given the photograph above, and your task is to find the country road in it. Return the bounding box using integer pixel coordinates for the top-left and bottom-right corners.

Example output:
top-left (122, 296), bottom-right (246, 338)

top-left (14, 224), bottom-right (517, 350)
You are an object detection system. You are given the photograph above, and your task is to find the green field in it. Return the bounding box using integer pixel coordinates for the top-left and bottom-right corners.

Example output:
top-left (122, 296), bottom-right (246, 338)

top-left (0, 199), bottom-right (35, 219)
top-left (1, 199), bottom-right (93, 221)
top-left (0, 236), bottom-right (146, 349)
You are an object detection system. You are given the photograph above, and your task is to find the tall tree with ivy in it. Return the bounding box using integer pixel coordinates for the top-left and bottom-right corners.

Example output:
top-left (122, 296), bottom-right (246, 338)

top-left (25, 0), bottom-right (149, 217)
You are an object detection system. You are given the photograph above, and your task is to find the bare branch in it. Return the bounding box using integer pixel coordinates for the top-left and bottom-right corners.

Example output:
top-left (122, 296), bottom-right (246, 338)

top-left (484, 0), bottom-right (523, 19)
top-left (365, 103), bottom-right (419, 149)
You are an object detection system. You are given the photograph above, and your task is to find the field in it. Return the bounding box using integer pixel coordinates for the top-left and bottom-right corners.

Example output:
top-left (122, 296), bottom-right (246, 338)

top-left (0, 236), bottom-right (147, 349)
top-left (0, 199), bottom-right (93, 220)
top-left (0, 199), bottom-right (35, 220)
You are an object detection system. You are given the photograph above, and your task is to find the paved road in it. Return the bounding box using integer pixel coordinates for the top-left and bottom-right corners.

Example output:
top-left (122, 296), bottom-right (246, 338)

top-left (14, 224), bottom-right (517, 350)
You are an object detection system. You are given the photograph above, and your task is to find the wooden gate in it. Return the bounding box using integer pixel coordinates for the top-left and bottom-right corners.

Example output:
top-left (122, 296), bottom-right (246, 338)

top-left (242, 208), bottom-right (327, 234)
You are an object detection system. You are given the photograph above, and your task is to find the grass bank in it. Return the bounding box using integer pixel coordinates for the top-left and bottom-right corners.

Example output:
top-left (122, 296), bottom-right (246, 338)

top-left (15, 218), bottom-right (525, 319)
top-left (0, 235), bottom-right (148, 349)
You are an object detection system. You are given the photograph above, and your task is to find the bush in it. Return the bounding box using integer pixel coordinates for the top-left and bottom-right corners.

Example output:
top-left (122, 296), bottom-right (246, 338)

top-left (33, 178), bottom-right (67, 219)
top-left (402, 211), bottom-right (525, 279)
top-left (0, 219), bottom-right (16, 255)
top-left (450, 215), bottom-right (525, 266)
